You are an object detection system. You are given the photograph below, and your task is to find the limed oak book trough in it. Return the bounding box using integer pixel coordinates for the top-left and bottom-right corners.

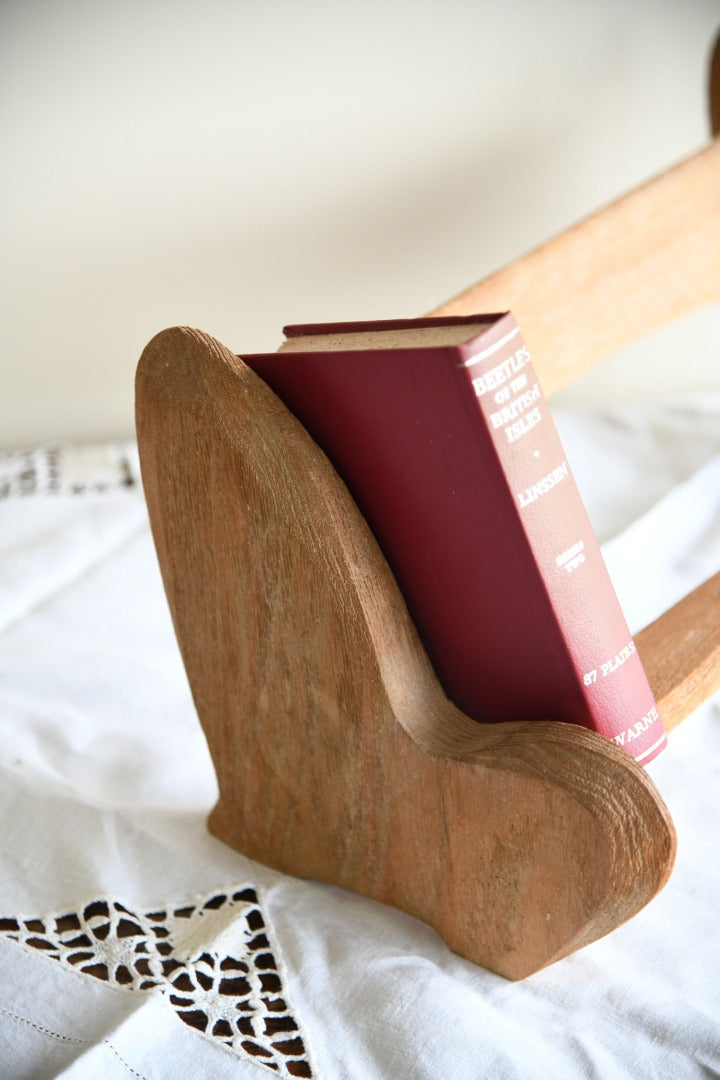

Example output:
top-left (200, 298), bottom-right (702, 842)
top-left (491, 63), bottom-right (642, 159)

top-left (136, 130), bottom-right (720, 979)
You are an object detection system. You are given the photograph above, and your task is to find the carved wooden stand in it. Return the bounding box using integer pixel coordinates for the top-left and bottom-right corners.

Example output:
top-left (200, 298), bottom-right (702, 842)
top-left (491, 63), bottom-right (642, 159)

top-left (136, 135), bottom-right (720, 980)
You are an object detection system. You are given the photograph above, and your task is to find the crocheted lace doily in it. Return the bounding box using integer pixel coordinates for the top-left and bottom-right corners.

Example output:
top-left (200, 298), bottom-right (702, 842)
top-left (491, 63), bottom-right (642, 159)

top-left (0, 885), bottom-right (312, 1077)
top-left (0, 443), bottom-right (140, 498)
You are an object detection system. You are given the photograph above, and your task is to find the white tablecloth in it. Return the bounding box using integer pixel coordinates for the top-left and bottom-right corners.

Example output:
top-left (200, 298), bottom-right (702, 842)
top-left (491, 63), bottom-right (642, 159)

top-left (0, 400), bottom-right (719, 1079)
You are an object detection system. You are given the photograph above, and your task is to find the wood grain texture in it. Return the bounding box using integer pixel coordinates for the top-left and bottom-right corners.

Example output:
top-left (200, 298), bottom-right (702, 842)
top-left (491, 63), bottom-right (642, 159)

top-left (430, 140), bottom-right (720, 396)
top-left (637, 571), bottom-right (720, 732)
top-left (136, 326), bottom-right (676, 980)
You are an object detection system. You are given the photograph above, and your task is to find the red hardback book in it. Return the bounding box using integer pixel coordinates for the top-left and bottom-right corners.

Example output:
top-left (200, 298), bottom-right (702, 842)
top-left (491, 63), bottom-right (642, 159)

top-left (243, 312), bottom-right (667, 765)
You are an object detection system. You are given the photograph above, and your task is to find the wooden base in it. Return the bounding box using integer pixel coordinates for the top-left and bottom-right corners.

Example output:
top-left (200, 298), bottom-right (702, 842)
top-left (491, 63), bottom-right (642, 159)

top-left (136, 326), bottom-right (676, 981)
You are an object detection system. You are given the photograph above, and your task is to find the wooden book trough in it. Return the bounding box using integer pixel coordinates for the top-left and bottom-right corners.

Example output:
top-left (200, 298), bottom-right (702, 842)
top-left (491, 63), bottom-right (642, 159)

top-left (136, 73), bottom-right (720, 979)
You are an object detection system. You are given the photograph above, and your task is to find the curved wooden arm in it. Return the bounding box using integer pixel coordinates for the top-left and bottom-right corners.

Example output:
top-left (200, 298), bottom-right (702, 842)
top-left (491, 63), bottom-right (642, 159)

top-left (431, 140), bottom-right (720, 397)
top-left (636, 571), bottom-right (720, 731)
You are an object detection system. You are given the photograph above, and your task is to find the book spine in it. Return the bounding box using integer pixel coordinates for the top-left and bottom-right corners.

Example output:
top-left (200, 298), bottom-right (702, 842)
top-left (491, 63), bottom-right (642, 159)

top-left (459, 315), bottom-right (666, 764)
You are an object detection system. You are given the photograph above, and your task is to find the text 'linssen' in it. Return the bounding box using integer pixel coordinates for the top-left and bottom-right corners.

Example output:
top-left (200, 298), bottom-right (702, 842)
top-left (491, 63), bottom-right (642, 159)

top-left (516, 461), bottom-right (569, 508)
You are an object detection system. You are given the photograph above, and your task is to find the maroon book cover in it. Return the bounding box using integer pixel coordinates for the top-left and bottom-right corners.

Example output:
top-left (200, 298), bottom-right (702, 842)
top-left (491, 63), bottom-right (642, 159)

top-left (243, 312), bottom-right (666, 765)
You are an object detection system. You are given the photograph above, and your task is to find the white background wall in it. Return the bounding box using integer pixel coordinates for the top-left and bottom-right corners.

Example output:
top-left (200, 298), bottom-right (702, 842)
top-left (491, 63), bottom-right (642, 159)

top-left (2, 0), bottom-right (719, 448)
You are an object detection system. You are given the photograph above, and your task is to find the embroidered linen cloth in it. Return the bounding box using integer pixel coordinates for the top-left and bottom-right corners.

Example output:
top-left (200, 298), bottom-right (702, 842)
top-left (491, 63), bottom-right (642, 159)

top-left (0, 401), bottom-right (719, 1079)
